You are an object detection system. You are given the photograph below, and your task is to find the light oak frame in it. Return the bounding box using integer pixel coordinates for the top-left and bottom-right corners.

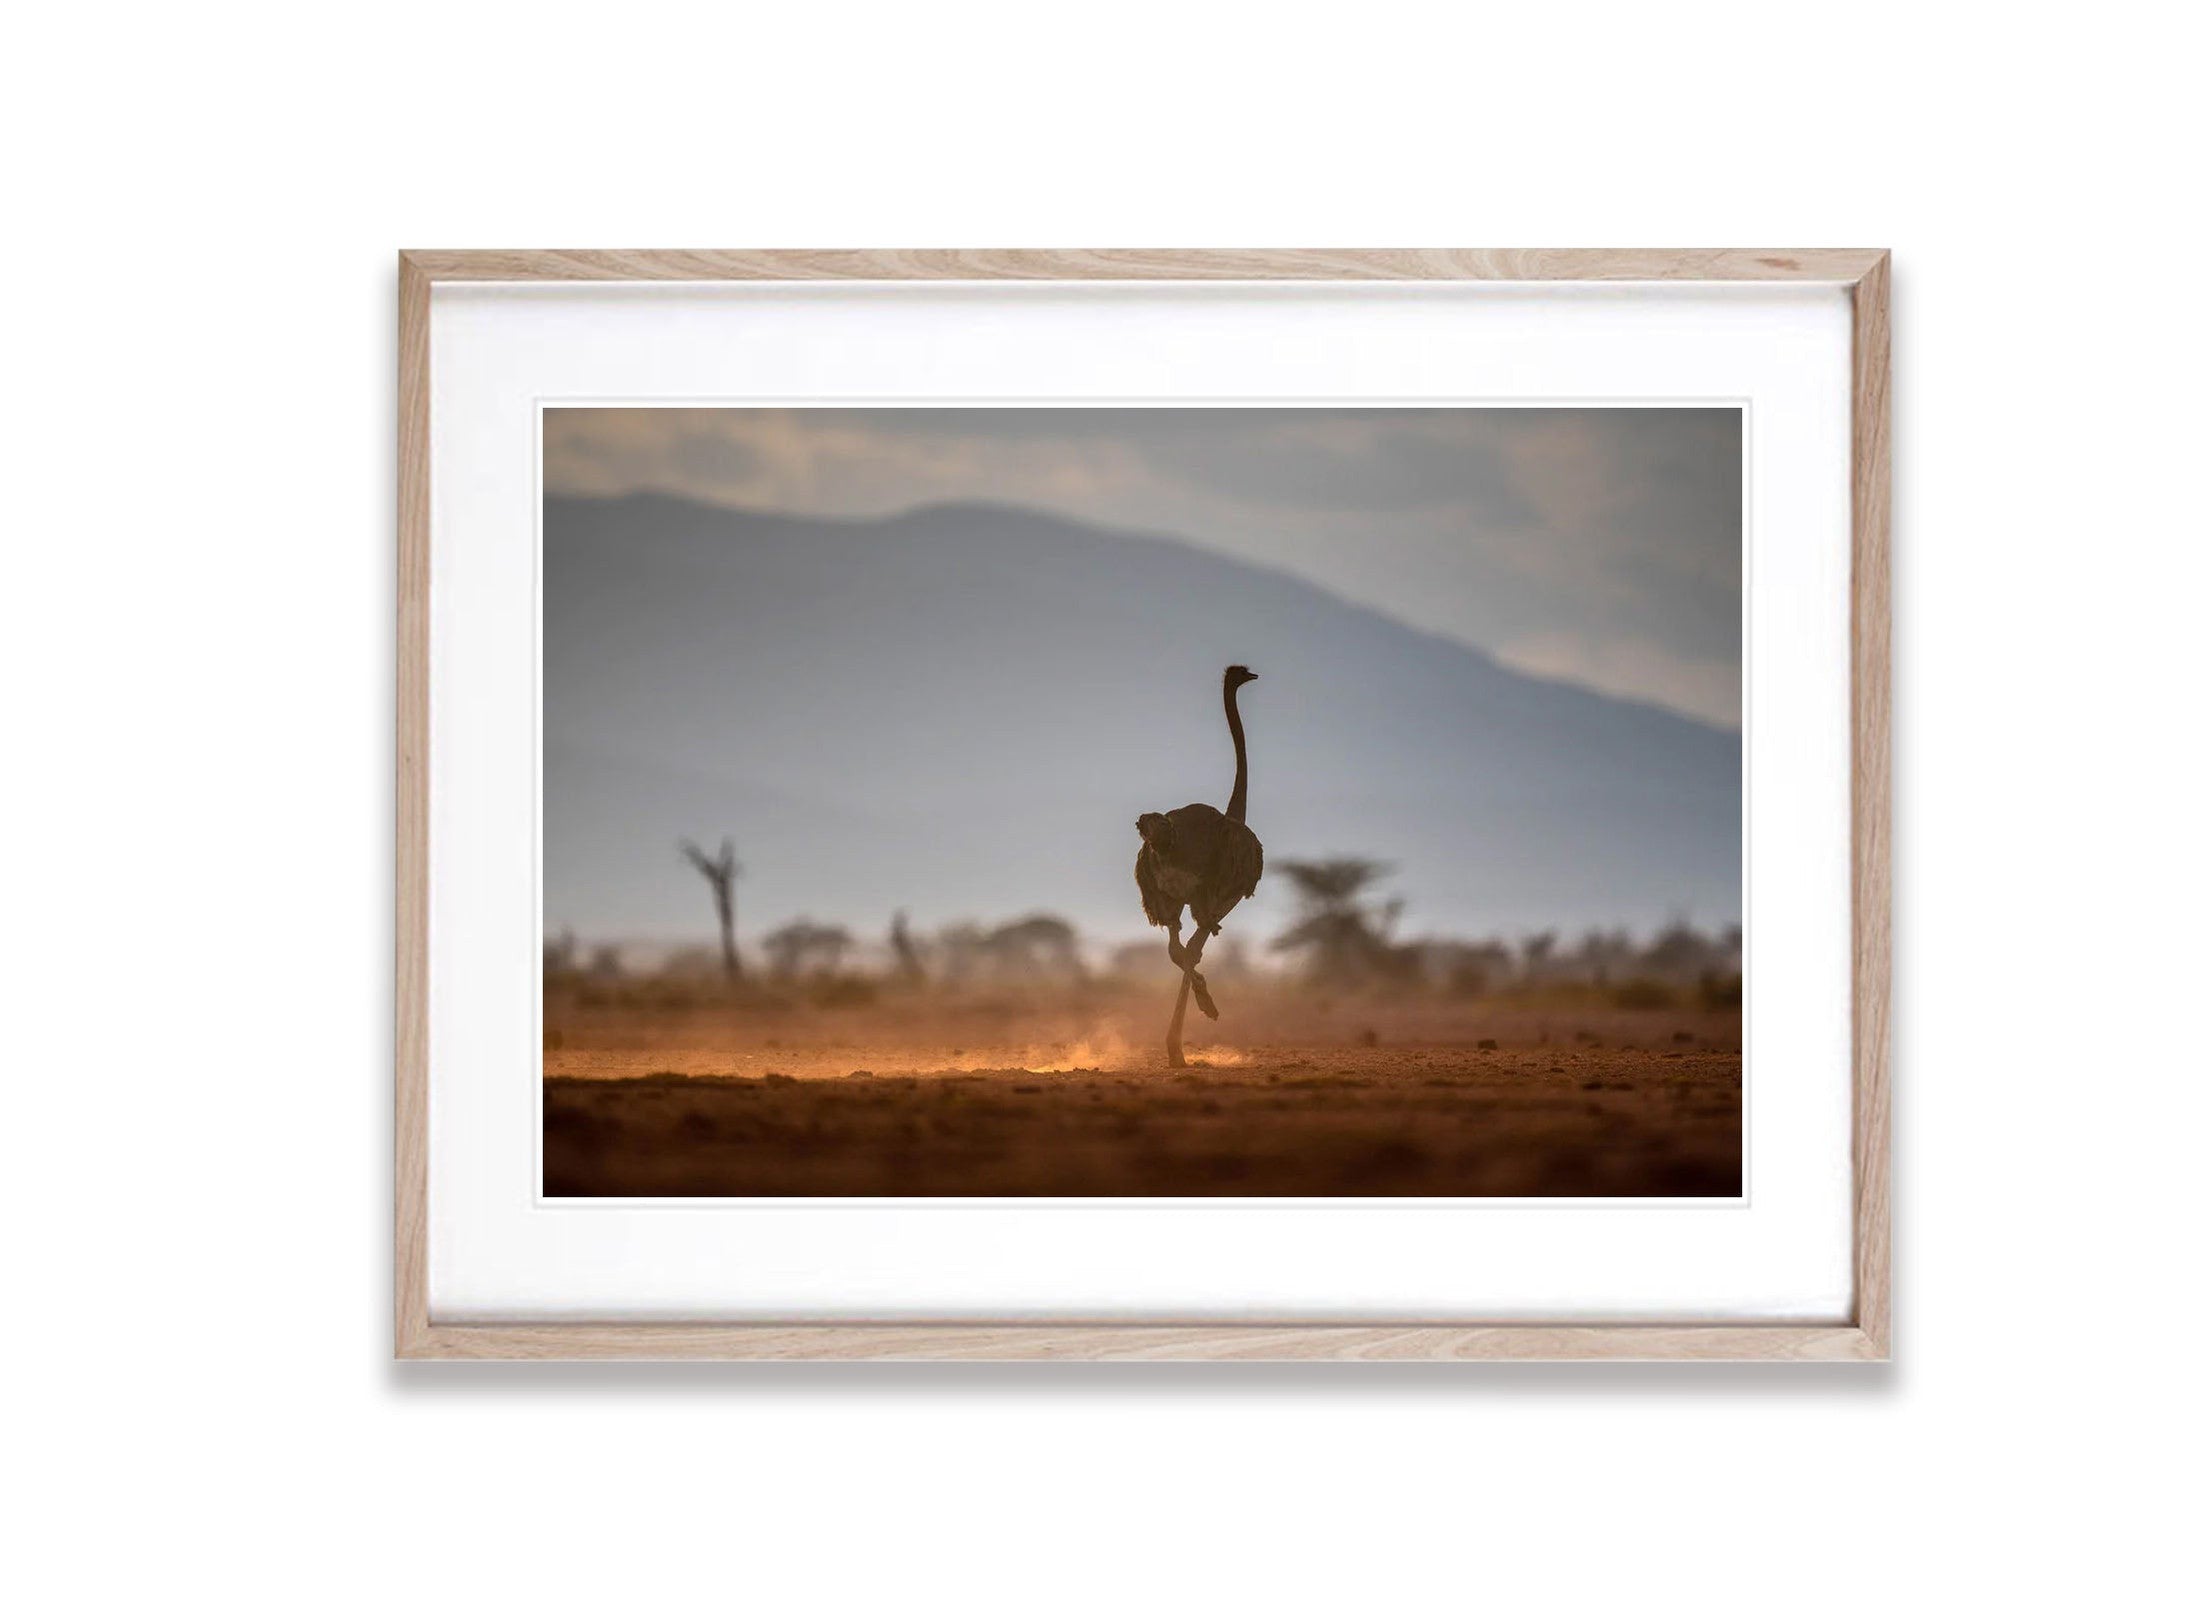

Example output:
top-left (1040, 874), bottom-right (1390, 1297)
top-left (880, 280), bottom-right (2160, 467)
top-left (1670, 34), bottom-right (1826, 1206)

top-left (397, 249), bottom-right (1891, 1360)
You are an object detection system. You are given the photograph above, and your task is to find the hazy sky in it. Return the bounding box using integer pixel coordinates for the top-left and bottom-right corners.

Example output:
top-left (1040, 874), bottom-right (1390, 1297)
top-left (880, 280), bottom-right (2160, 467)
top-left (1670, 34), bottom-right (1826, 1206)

top-left (545, 406), bottom-right (1742, 728)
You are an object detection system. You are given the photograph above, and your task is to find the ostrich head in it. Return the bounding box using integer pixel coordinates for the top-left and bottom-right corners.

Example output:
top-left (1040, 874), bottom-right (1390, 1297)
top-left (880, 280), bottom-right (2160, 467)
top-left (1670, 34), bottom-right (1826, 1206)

top-left (1224, 664), bottom-right (1258, 689)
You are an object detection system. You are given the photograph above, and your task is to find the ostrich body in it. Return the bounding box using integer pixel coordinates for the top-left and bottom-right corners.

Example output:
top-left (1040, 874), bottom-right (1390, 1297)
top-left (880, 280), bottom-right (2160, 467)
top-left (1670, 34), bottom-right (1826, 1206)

top-left (1135, 804), bottom-right (1263, 987)
top-left (1135, 665), bottom-right (1264, 1063)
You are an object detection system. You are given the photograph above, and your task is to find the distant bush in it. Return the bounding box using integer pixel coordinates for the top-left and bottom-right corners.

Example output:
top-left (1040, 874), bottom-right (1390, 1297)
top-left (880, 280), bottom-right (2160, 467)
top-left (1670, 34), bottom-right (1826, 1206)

top-left (1611, 978), bottom-right (1677, 1010)
top-left (810, 975), bottom-right (880, 1010)
top-left (637, 979), bottom-right (707, 1013)
top-left (732, 985), bottom-right (797, 1016)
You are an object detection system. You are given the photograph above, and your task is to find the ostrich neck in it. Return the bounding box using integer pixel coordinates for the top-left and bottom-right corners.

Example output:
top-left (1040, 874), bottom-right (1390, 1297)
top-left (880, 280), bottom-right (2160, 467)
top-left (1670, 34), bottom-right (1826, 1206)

top-left (1224, 682), bottom-right (1249, 822)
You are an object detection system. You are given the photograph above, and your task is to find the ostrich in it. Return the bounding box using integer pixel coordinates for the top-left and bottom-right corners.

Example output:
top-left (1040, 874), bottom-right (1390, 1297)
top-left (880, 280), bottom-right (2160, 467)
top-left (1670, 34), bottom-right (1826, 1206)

top-left (1135, 664), bottom-right (1265, 1066)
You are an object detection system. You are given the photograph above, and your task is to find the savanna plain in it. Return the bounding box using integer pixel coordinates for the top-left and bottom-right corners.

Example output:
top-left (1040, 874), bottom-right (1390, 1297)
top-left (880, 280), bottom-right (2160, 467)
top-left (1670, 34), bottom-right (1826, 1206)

top-left (544, 968), bottom-right (1741, 1199)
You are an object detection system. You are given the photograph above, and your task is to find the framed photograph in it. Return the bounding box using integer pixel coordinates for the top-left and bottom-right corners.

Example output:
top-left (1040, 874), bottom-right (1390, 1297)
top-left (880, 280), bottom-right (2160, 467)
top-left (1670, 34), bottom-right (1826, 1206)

top-left (397, 249), bottom-right (1889, 1359)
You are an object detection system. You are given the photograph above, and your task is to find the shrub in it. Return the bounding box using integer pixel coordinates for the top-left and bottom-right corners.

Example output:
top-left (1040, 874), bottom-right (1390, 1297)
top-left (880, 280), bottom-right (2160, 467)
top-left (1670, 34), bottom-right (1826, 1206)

top-left (1700, 972), bottom-right (1743, 1010)
top-left (810, 976), bottom-right (880, 1010)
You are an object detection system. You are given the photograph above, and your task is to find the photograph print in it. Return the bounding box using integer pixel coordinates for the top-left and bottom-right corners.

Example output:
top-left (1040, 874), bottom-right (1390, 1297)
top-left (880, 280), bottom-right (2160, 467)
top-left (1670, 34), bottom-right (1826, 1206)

top-left (542, 405), bottom-right (1742, 1199)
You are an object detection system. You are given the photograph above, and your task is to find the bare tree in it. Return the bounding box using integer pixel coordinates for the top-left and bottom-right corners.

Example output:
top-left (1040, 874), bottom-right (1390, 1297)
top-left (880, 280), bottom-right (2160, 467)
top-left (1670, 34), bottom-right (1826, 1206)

top-left (1519, 930), bottom-right (1557, 988)
top-left (888, 910), bottom-right (927, 985)
top-left (679, 837), bottom-right (743, 981)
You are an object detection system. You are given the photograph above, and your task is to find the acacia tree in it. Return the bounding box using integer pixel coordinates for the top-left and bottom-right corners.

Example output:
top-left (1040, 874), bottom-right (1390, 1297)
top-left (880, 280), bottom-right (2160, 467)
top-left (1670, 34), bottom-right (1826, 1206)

top-left (762, 919), bottom-right (854, 980)
top-left (983, 914), bottom-right (1085, 984)
top-left (1270, 858), bottom-right (1408, 984)
top-left (679, 837), bottom-right (743, 981)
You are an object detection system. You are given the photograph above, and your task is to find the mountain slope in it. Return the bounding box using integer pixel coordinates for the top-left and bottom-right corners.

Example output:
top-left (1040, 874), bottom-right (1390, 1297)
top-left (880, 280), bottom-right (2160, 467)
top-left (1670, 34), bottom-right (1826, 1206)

top-left (545, 494), bottom-right (1740, 944)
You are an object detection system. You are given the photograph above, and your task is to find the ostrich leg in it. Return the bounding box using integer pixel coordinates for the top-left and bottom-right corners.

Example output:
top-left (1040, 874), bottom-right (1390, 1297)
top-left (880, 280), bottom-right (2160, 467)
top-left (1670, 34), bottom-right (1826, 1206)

top-left (1164, 967), bottom-right (1195, 1069)
top-left (1162, 926), bottom-right (1216, 1067)
top-left (1166, 924), bottom-right (1221, 1019)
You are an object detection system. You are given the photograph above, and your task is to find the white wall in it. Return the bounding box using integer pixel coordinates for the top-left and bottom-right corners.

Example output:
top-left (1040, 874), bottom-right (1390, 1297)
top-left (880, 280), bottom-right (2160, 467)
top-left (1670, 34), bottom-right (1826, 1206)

top-left (8, 4), bottom-right (2191, 1594)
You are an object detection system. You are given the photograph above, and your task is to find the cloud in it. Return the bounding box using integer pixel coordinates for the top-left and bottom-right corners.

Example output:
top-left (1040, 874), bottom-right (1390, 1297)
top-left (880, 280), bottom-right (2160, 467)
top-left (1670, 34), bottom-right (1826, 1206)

top-left (542, 406), bottom-right (1741, 728)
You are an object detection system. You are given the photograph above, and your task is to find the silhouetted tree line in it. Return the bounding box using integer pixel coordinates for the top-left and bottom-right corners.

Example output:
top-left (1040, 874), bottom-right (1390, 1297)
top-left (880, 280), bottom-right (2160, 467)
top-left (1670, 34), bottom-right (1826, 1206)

top-left (544, 838), bottom-right (1738, 1006)
top-left (914, 914), bottom-right (1085, 986)
top-left (1268, 855), bottom-right (1741, 1004)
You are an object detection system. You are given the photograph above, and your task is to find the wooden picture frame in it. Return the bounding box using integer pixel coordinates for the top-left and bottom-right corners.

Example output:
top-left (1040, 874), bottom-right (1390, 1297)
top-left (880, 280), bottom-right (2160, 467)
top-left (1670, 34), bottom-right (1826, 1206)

top-left (397, 249), bottom-right (1890, 1360)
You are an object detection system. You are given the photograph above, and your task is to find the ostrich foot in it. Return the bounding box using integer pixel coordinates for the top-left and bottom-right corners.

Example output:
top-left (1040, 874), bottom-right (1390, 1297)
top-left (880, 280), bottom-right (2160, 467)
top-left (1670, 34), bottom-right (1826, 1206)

top-left (1191, 972), bottom-right (1219, 1020)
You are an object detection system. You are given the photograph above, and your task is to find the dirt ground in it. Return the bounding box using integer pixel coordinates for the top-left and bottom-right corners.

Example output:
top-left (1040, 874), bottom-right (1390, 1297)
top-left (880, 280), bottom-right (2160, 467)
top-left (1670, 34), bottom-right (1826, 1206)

top-left (543, 982), bottom-right (1741, 1198)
